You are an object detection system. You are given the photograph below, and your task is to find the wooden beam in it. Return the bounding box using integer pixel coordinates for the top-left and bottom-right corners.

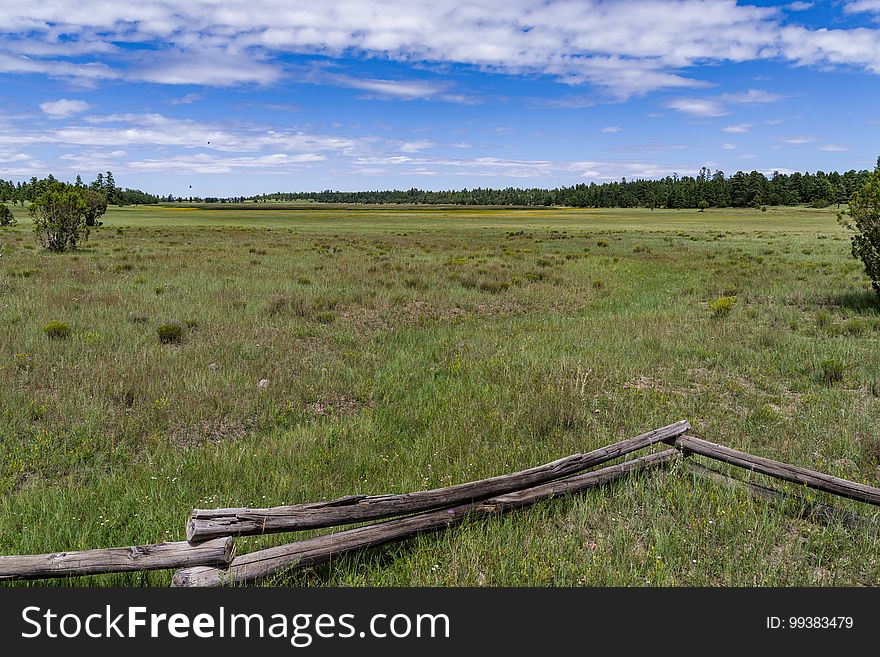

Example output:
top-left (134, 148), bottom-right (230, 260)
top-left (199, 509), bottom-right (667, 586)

top-left (172, 448), bottom-right (678, 586)
top-left (0, 537), bottom-right (233, 581)
top-left (687, 460), bottom-right (869, 531)
top-left (187, 420), bottom-right (690, 542)
top-left (671, 434), bottom-right (880, 506)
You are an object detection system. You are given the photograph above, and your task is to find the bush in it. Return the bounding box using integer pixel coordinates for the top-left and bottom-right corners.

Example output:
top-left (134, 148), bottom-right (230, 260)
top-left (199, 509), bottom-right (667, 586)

top-left (30, 183), bottom-right (89, 252)
top-left (819, 357), bottom-right (846, 384)
top-left (42, 320), bottom-right (71, 339)
top-left (709, 295), bottom-right (736, 317)
top-left (0, 204), bottom-right (15, 226)
top-left (157, 322), bottom-right (185, 344)
top-left (839, 167), bottom-right (880, 296)
top-left (811, 198), bottom-right (830, 208)
top-left (80, 188), bottom-right (108, 227)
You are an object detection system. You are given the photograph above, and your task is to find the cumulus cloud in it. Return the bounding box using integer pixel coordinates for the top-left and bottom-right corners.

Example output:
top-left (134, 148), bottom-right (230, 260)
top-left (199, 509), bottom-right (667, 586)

top-left (666, 88), bottom-right (782, 117)
top-left (665, 98), bottom-right (729, 117)
top-left (0, 1), bottom-right (879, 97)
top-left (779, 135), bottom-right (819, 144)
top-left (723, 123), bottom-right (752, 133)
top-left (39, 98), bottom-right (91, 117)
top-left (845, 1), bottom-right (880, 14)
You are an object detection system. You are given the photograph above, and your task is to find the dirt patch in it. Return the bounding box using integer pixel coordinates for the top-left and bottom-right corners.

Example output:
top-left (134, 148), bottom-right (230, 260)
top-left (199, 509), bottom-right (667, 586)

top-left (307, 394), bottom-right (365, 417)
top-left (170, 417), bottom-right (251, 447)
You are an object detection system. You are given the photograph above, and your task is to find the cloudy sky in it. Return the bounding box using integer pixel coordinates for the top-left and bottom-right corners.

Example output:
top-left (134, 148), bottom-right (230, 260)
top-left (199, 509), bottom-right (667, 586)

top-left (1, 0), bottom-right (879, 196)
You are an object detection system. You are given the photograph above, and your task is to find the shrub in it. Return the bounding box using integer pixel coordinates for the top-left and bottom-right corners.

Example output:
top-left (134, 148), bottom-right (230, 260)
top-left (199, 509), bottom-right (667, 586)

top-left (815, 310), bottom-right (832, 327)
top-left (157, 322), bottom-right (185, 344)
top-left (811, 198), bottom-right (830, 208)
top-left (697, 200), bottom-right (709, 212)
top-left (839, 166), bottom-right (880, 296)
top-left (478, 278), bottom-right (510, 293)
top-left (843, 318), bottom-right (869, 335)
top-left (80, 188), bottom-right (108, 227)
top-left (42, 320), bottom-right (71, 339)
top-left (819, 357), bottom-right (846, 384)
top-left (0, 204), bottom-right (15, 226)
top-left (709, 295), bottom-right (736, 317)
top-left (29, 183), bottom-right (89, 252)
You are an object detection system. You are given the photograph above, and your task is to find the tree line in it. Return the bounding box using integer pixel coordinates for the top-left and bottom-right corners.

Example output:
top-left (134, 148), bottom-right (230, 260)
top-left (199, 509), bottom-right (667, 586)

top-left (245, 167), bottom-right (873, 209)
top-left (0, 173), bottom-right (159, 207)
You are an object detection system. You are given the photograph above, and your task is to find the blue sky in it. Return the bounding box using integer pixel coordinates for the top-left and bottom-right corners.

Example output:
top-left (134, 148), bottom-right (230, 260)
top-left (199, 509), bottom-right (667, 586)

top-left (1, 0), bottom-right (879, 197)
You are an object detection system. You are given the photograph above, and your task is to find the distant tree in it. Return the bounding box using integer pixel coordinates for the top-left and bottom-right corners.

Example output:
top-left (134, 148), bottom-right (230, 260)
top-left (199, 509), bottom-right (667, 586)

top-left (79, 188), bottom-right (108, 226)
top-left (104, 170), bottom-right (118, 205)
top-left (0, 204), bottom-right (14, 226)
top-left (29, 182), bottom-right (89, 252)
top-left (697, 200), bottom-right (709, 212)
top-left (74, 174), bottom-right (84, 188)
top-left (839, 162), bottom-right (880, 296)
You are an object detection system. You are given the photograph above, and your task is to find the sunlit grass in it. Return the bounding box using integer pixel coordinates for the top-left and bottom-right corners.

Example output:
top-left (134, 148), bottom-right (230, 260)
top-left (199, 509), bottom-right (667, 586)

top-left (1, 203), bottom-right (878, 586)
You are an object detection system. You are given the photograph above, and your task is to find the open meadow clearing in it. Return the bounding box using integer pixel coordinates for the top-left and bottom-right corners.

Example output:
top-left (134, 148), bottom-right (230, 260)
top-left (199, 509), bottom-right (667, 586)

top-left (1, 203), bottom-right (879, 586)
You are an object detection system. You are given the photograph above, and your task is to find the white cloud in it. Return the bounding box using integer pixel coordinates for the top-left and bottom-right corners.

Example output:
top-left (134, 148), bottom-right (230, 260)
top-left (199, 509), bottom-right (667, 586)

top-left (667, 87), bottom-right (782, 118)
top-left (818, 144), bottom-right (849, 151)
top-left (720, 89), bottom-right (783, 104)
top-left (723, 123), bottom-right (752, 133)
top-left (786, 2), bottom-right (814, 11)
top-left (128, 152), bottom-right (325, 174)
top-left (721, 142), bottom-right (737, 149)
top-left (665, 98), bottom-right (729, 117)
top-left (845, 1), bottom-right (880, 14)
top-left (779, 135), bottom-right (818, 144)
top-left (601, 126), bottom-right (622, 133)
top-left (0, 1), bottom-right (879, 96)
top-left (170, 93), bottom-right (202, 105)
top-left (39, 98), bottom-right (91, 118)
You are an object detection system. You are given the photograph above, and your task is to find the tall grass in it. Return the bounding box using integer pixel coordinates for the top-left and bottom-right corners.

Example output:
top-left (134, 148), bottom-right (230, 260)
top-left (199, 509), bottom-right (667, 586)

top-left (1, 204), bottom-right (879, 586)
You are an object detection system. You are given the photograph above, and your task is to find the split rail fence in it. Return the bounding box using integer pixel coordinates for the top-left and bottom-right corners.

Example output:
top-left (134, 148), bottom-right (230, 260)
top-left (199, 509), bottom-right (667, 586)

top-left (2, 418), bottom-right (878, 586)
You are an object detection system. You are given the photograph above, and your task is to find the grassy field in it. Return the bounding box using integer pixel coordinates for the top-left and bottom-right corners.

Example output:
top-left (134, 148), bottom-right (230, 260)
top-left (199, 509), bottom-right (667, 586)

top-left (1, 202), bottom-right (879, 586)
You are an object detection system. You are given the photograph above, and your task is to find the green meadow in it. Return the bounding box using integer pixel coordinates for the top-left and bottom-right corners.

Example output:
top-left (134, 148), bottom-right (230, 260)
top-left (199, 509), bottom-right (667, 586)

top-left (1, 202), bottom-right (879, 586)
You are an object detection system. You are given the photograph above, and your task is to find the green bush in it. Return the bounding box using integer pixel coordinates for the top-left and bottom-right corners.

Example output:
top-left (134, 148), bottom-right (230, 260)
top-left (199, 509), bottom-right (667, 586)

top-left (709, 295), bottom-right (736, 317)
top-left (29, 183), bottom-right (89, 252)
top-left (839, 167), bottom-right (880, 296)
top-left (42, 320), bottom-right (71, 339)
top-left (819, 357), bottom-right (846, 384)
top-left (0, 204), bottom-right (15, 226)
top-left (157, 322), bottom-right (185, 344)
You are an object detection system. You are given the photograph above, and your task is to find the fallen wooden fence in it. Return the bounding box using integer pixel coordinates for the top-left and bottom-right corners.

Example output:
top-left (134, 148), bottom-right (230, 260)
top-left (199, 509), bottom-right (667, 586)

top-left (3, 418), bottom-right (879, 585)
top-left (172, 449), bottom-right (680, 587)
top-left (0, 537), bottom-right (233, 581)
top-left (686, 461), bottom-right (869, 531)
top-left (668, 434), bottom-right (880, 506)
top-left (187, 419), bottom-right (691, 542)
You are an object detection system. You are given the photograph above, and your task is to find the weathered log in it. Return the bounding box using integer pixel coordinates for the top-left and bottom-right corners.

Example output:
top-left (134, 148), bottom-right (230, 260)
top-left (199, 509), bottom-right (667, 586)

top-left (173, 448), bottom-right (679, 586)
top-left (687, 460), bottom-right (869, 531)
top-left (671, 434), bottom-right (880, 506)
top-left (0, 537), bottom-right (233, 581)
top-left (187, 420), bottom-right (691, 542)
